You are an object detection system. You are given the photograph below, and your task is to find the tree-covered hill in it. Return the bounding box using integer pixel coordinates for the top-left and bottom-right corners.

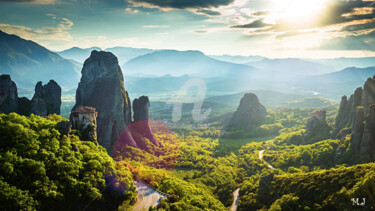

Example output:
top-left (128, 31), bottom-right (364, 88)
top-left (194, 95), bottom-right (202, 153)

top-left (0, 113), bottom-right (136, 210)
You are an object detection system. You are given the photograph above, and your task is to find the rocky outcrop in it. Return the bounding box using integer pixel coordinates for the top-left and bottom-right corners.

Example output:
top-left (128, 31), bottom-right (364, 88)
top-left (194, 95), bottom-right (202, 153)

top-left (306, 110), bottom-right (327, 131)
top-left (0, 75), bottom-right (61, 116)
top-left (226, 93), bottom-right (267, 131)
top-left (131, 96), bottom-right (159, 146)
top-left (72, 50), bottom-right (133, 151)
top-left (0, 75), bottom-right (19, 114)
top-left (304, 110), bottom-right (330, 144)
top-left (335, 76), bottom-right (375, 162)
top-left (30, 80), bottom-right (61, 116)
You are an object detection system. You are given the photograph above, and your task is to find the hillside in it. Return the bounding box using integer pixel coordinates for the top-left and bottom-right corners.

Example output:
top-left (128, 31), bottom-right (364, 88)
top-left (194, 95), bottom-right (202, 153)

top-left (0, 113), bottom-right (136, 210)
top-left (312, 66), bottom-right (375, 83)
top-left (239, 163), bottom-right (375, 210)
top-left (122, 50), bottom-right (255, 77)
top-left (247, 58), bottom-right (334, 78)
top-left (285, 97), bottom-right (339, 108)
top-left (0, 31), bottom-right (81, 89)
top-left (311, 56), bottom-right (375, 70)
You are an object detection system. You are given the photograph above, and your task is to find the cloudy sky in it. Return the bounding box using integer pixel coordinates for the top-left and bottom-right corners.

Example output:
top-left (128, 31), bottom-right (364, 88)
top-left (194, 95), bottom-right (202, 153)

top-left (0, 0), bottom-right (375, 58)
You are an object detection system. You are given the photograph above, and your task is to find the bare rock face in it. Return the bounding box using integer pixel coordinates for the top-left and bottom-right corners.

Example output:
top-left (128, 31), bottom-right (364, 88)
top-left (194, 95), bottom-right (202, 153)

top-left (131, 96), bottom-right (159, 146)
top-left (304, 110), bottom-right (330, 144)
top-left (72, 50), bottom-right (133, 151)
top-left (226, 93), bottom-right (267, 131)
top-left (0, 74), bottom-right (19, 114)
top-left (335, 75), bottom-right (375, 162)
top-left (335, 95), bottom-right (353, 132)
top-left (43, 80), bottom-right (62, 115)
top-left (30, 82), bottom-right (47, 116)
top-left (133, 96), bottom-right (150, 122)
top-left (30, 80), bottom-right (61, 116)
top-left (306, 110), bottom-right (327, 131)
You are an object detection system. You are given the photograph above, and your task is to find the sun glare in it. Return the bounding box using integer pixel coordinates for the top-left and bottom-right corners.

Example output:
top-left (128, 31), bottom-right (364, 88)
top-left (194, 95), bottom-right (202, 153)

top-left (266, 0), bottom-right (329, 24)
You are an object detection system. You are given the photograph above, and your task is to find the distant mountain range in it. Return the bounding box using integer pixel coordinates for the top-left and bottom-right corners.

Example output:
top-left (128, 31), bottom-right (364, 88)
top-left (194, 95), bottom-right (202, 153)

top-left (57, 47), bottom-right (101, 63)
top-left (57, 46), bottom-right (154, 64)
top-left (311, 66), bottom-right (375, 83)
top-left (2, 30), bottom-right (375, 101)
top-left (310, 57), bottom-right (375, 70)
top-left (0, 30), bottom-right (80, 90)
top-left (246, 58), bottom-right (335, 81)
top-left (209, 54), bottom-right (265, 64)
top-left (122, 50), bottom-right (255, 77)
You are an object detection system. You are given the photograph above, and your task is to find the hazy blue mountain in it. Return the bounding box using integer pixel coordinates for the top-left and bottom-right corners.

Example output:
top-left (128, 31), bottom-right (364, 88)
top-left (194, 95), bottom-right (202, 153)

top-left (312, 66), bottom-right (375, 83)
top-left (310, 57), bottom-right (375, 70)
top-left (57, 47), bottom-right (101, 63)
top-left (124, 74), bottom-right (191, 97)
top-left (106, 46), bottom-right (154, 65)
top-left (205, 90), bottom-right (305, 108)
top-left (0, 30), bottom-right (81, 89)
top-left (246, 58), bottom-right (334, 81)
top-left (123, 50), bottom-right (255, 77)
top-left (209, 54), bottom-right (266, 64)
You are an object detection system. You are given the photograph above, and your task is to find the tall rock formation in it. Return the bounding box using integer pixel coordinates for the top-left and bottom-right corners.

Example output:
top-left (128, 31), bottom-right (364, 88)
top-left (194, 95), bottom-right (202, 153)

top-left (0, 75), bottom-right (19, 114)
top-left (30, 80), bottom-right (61, 116)
top-left (304, 110), bottom-right (330, 144)
top-left (72, 50), bottom-right (132, 151)
top-left (226, 93), bottom-right (267, 131)
top-left (131, 96), bottom-right (159, 146)
top-left (335, 75), bottom-right (375, 162)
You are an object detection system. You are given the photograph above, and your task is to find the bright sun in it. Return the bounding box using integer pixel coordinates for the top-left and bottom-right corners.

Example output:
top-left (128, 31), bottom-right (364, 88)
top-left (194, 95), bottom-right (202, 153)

top-left (266, 0), bottom-right (329, 24)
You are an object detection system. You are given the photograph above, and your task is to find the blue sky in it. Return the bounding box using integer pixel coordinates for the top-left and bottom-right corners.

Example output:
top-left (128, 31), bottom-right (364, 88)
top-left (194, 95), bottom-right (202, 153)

top-left (0, 0), bottom-right (375, 58)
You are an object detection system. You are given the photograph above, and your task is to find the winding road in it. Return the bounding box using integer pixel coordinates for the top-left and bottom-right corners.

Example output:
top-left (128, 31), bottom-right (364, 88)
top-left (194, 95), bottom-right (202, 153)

top-left (230, 188), bottom-right (240, 211)
top-left (259, 150), bottom-right (275, 169)
top-left (133, 181), bottom-right (167, 211)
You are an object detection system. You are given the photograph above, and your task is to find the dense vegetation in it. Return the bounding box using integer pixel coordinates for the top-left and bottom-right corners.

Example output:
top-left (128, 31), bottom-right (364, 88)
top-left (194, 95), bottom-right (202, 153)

top-left (0, 113), bottom-right (136, 210)
top-left (2, 103), bottom-right (374, 210)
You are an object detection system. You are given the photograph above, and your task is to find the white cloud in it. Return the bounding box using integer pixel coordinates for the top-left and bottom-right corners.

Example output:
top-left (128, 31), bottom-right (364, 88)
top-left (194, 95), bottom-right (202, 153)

top-left (0, 15), bottom-right (73, 50)
top-left (125, 7), bottom-right (139, 14)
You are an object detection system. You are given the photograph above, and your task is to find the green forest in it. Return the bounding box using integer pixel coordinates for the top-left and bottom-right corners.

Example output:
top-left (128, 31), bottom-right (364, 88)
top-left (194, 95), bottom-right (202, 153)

top-left (1, 104), bottom-right (375, 210)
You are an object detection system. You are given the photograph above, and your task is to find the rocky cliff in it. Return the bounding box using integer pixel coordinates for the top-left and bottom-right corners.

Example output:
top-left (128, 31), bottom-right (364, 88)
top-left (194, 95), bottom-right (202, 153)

top-left (335, 76), bottom-right (375, 162)
top-left (0, 75), bottom-right (19, 114)
top-left (72, 50), bottom-right (133, 151)
top-left (304, 110), bottom-right (330, 144)
top-left (0, 75), bottom-right (61, 116)
top-left (226, 93), bottom-right (267, 131)
top-left (131, 96), bottom-right (159, 146)
top-left (30, 80), bottom-right (61, 116)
